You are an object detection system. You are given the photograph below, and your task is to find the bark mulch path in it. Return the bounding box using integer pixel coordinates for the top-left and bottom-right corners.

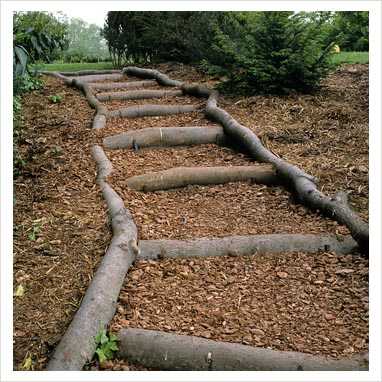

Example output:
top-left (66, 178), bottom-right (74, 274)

top-left (110, 251), bottom-right (368, 359)
top-left (13, 63), bottom-right (368, 371)
top-left (13, 77), bottom-right (110, 370)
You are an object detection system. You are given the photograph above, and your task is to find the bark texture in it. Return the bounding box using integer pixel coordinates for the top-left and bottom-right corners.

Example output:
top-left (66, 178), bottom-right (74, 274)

top-left (103, 126), bottom-right (226, 150)
top-left (123, 66), bottom-right (183, 87)
top-left (117, 328), bottom-right (368, 371)
top-left (108, 104), bottom-right (198, 119)
top-left (138, 234), bottom-right (358, 260)
top-left (125, 165), bottom-right (278, 192)
top-left (88, 80), bottom-right (157, 91)
top-left (96, 89), bottom-right (183, 101)
top-left (46, 146), bottom-right (138, 370)
top-left (66, 73), bottom-right (124, 83)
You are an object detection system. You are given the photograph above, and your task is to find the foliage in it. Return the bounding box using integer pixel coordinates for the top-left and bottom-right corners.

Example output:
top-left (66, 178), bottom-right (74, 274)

top-left (49, 94), bottom-right (63, 103)
top-left (95, 329), bottom-right (119, 364)
top-left (35, 61), bottom-right (114, 72)
top-left (62, 18), bottom-right (110, 63)
top-left (331, 12), bottom-right (369, 51)
top-left (13, 11), bottom-right (68, 63)
top-left (205, 12), bottom-right (335, 94)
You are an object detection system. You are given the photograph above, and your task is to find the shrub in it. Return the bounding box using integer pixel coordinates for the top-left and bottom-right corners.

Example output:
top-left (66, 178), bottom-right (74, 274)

top-left (206, 12), bottom-right (335, 94)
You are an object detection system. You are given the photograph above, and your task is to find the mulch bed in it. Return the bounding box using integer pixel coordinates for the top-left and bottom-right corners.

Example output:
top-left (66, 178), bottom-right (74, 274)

top-left (13, 77), bottom-right (110, 370)
top-left (13, 63), bottom-right (368, 371)
top-left (110, 251), bottom-right (368, 358)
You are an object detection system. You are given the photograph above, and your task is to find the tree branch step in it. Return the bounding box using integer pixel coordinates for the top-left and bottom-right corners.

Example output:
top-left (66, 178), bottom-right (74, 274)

top-left (103, 125), bottom-right (225, 149)
top-left (125, 165), bottom-right (278, 191)
top-left (96, 89), bottom-right (183, 101)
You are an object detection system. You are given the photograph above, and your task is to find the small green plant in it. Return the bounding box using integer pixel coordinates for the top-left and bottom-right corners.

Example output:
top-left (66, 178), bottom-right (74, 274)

top-left (95, 329), bottom-right (119, 364)
top-left (49, 94), bottom-right (63, 103)
top-left (27, 221), bottom-right (42, 241)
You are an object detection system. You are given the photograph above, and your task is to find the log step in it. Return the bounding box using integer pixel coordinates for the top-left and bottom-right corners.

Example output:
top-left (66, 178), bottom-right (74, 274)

top-left (108, 104), bottom-right (199, 119)
top-left (96, 89), bottom-right (183, 101)
top-left (66, 73), bottom-right (124, 83)
top-left (137, 234), bottom-right (358, 260)
top-left (117, 328), bottom-right (368, 371)
top-left (103, 125), bottom-right (225, 150)
top-left (88, 80), bottom-right (157, 90)
top-left (125, 165), bottom-right (278, 191)
top-left (58, 69), bottom-right (121, 76)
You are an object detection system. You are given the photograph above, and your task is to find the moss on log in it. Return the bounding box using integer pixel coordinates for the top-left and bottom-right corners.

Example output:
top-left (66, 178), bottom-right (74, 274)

top-left (125, 165), bottom-right (278, 191)
top-left (103, 125), bottom-right (225, 150)
top-left (117, 328), bottom-right (368, 371)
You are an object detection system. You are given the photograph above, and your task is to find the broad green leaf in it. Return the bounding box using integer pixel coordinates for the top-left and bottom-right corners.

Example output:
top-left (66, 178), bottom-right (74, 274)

top-left (95, 348), bottom-right (106, 363)
top-left (109, 334), bottom-right (118, 342)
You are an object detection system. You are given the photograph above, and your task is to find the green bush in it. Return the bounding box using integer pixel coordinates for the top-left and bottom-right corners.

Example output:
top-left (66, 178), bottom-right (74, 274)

top-left (205, 12), bottom-right (335, 94)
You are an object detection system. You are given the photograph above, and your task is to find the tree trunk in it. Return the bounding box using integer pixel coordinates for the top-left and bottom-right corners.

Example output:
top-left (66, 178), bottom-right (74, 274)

top-left (138, 234), bottom-right (358, 260)
top-left (103, 125), bottom-right (226, 149)
top-left (125, 165), bottom-right (278, 191)
top-left (66, 73), bottom-right (124, 83)
top-left (88, 80), bottom-right (157, 91)
top-left (108, 104), bottom-right (198, 119)
top-left (117, 328), bottom-right (368, 371)
top-left (96, 89), bottom-right (183, 101)
top-left (46, 146), bottom-right (138, 370)
top-left (123, 66), bottom-right (183, 87)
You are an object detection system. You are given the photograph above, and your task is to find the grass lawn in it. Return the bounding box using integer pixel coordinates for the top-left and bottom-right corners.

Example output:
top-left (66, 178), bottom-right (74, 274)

top-left (330, 51), bottom-right (369, 65)
top-left (35, 61), bottom-right (116, 72)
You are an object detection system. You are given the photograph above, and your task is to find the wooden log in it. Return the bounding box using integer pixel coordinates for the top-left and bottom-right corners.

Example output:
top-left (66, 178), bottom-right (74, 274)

top-left (66, 73), bottom-right (124, 83)
top-left (88, 80), bottom-right (157, 91)
top-left (117, 328), bottom-right (368, 371)
top-left (202, 90), bottom-right (368, 252)
top-left (40, 71), bottom-right (73, 86)
top-left (125, 165), bottom-right (278, 192)
top-left (103, 125), bottom-right (226, 150)
top-left (58, 69), bottom-right (121, 76)
top-left (46, 146), bottom-right (138, 370)
top-left (123, 66), bottom-right (183, 87)
top-left (96, 89), bottom-right (183, 101)
top-left (108, 104), bottom-right (198, 119)
top-left (138, 234), bottom-right (358, 260)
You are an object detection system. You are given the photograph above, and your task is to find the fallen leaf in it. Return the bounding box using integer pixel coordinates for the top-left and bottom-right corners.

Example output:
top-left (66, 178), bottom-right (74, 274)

top-left (15, 284), bottom-right (25, 297)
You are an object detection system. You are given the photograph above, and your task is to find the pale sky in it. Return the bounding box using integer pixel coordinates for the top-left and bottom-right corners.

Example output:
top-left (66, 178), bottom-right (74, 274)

top-left (60, 9), bottom-right (108, 27)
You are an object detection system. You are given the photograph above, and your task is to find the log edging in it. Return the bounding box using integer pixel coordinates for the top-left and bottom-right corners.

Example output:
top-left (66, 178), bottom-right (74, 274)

top-left (137, 234), bottom-right (358, 260)
top-left (46, 145), bottom-right (138, 370)
top-left (117, 328), bottom-right (369, 371)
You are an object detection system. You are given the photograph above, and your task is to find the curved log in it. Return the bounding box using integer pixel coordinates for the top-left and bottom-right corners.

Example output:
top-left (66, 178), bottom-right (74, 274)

top-left (123, 66), bottom-right (183, 87)
top-left (138, 234), bottom-right (358, 260)
top-left (88, 80), bottom-right (157, 91)
top-left (108, 104), bottom-right (198, 119)
top-left (125, 165), bottom-right (278, 192)
top-left (40, 71), bottom-right (73, 86)
top-left (46, 146), bottom-right (138, 370)
top-left (117, 328), bottom-right (368, 371)
top-left (96, 89), bottom-right (183, 101)
top-left (103, 126), bottom-right (225, 150)
top-left (204, 92), bottom-right (368, 252)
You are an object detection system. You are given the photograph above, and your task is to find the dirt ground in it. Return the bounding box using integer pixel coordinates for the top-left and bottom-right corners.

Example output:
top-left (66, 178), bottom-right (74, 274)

top-left (13, 63), bottom-right (369, 370)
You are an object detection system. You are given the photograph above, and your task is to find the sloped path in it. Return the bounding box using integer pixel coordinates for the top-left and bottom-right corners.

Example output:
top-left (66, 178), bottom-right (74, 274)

top-left (41, 67), bottom-right (368, 371)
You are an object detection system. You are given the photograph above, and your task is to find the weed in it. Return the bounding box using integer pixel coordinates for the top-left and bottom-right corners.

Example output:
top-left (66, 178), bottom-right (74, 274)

top-left (27, 221), bottom-right (42, 241)
top-left (95, 329), bottom-right (119, 364)
top-left (49, 94), bottom-right (63, 103)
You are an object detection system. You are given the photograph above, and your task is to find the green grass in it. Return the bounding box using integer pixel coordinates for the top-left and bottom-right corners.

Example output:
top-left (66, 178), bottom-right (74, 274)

top-left (34, 61), bottom-right (116, 72)
top-left (330, 51), bottom-right (369, 65)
